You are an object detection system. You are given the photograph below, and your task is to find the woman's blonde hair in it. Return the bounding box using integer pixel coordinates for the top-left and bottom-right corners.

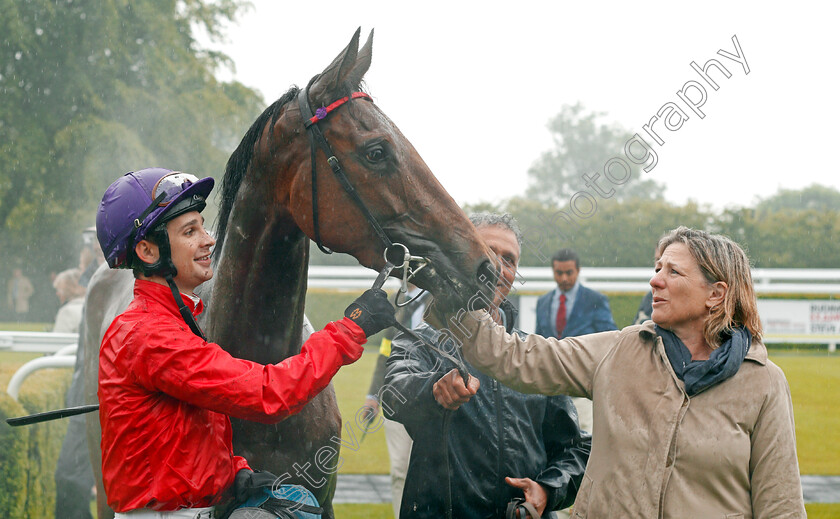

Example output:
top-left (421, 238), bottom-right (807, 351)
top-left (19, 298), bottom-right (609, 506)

top-left (657, 226), bottom-right (763, 348)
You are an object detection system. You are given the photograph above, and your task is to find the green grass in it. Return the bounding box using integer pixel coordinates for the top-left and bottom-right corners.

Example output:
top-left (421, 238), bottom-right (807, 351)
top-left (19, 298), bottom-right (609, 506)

top-left (806, 503), bottom-right (840, 518)
top-left (605, 292), bottom-right (645, 329)
top-left (0, 322), bottom-right (51, 332)
top-left (305, 289), bottom-right (389, 350)
top-left (334, 503), bottom-right (393, 518)
top-left (332, 350), bottom-right (390, 474)
top-left (304, 289), bottom-right (395, 475)
top-left (0, 352), bottom-right (44, 387)
top-left (772, 353), bottom-right (840, 475)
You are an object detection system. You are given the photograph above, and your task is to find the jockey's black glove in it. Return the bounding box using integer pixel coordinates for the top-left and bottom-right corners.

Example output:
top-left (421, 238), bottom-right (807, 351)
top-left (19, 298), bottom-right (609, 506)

top-left (234, 469), bottom-right (278, 503)
top-left (345, 288), bottom-right (396, 337)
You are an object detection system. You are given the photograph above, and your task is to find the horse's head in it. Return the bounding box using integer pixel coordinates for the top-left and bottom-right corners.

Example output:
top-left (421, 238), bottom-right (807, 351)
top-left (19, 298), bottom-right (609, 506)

top-left (298, 29), bottom-right (497, 311)
top-left (218, 29), bottom-right (497, 313)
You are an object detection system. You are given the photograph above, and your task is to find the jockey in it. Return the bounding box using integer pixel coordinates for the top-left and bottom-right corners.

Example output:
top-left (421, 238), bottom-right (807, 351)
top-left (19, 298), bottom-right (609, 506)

top-left (95, 167), bottom-right (395, 518)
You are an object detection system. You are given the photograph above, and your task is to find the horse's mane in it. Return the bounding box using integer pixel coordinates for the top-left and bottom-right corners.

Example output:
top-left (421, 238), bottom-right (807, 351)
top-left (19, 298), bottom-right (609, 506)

top-left (214, 86), bottom-right (301, 252)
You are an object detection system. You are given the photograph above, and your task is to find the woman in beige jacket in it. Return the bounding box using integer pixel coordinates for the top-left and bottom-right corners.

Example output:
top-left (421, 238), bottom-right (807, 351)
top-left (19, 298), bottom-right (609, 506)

top-left (440, 227), bottom-right (805, 518)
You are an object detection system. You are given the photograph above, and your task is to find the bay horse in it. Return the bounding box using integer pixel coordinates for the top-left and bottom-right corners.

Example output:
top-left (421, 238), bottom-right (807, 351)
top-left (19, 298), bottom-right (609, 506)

top-left (83, 28), bottom-right (496, 518)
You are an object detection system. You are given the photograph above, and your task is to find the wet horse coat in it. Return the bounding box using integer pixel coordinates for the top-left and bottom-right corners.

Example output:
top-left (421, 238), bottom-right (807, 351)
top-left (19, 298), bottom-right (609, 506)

top-left (84, 29), bottom-right (495, 518)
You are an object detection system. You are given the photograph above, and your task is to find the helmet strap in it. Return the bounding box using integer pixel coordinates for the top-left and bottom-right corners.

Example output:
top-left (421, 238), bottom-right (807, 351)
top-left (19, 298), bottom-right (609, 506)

top-left (134, 225), bottom-right (177, 278)
top-left (165, 275), bottom-right (207, 340)
top-left (134, 225), bottom-right (207, 340)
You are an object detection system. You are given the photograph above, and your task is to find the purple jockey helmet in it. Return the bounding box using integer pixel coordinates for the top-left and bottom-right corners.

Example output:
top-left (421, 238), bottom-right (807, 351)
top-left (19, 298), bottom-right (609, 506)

top-left (96, 168), bottom-right (214, 269)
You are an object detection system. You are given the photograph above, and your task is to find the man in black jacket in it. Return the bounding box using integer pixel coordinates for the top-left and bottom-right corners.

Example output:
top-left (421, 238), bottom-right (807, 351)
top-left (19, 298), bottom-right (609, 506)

top-left (384, 213), bottom-right (591, 518)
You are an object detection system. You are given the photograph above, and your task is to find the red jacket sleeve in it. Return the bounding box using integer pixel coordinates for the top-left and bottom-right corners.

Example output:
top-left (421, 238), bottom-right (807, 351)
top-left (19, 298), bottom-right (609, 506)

top-left (131, 317), bottom-right (366, 423)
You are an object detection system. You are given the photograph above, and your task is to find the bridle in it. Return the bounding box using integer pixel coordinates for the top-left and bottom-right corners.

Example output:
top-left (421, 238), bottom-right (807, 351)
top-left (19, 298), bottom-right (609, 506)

top-left (299, 80), bottom-right (478, 519)
top-left (297, 75), bottom-right (387, 255)
top-left (296, 76), bottom-right (469, 383)
top-left (297, 75), bottom-right (428, 306)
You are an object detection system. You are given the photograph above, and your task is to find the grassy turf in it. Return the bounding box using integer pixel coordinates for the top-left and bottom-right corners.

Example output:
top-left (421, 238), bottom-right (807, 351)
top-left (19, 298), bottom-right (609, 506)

top-left (771, 353), bottom-right (840, 475)
top-left (0, 352), bottom-right (44, 387)
top-left (806, 503), bottom-right (840, 518)
top-left (334, 503), bottom-right (393, 518)
top-left (0, 322), bottom-right (51, 332)
top-left (331, 350), bottom-right (390, 474)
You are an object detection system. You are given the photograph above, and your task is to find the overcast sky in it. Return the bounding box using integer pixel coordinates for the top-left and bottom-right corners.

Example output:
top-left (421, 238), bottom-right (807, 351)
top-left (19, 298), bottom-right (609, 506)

top-left (204, 1), bottom-right (839, 211)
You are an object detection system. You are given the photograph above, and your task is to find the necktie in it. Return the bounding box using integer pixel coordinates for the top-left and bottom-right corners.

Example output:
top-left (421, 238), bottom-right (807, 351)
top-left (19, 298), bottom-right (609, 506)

top-left (556, 294), bottom-right (567, 338)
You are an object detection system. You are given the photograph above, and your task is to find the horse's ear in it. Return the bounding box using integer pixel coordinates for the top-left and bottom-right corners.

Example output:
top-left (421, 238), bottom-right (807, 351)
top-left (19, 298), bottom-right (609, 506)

top-left (310, 28), bottom-right (372, 103)
top-left (309, 28), bottom-right (361, 103)
top-left (348, 29), bottom-right (373, 86)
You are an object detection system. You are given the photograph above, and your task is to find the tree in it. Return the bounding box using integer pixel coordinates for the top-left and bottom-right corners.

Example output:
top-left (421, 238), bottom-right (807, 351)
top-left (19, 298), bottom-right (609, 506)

top-left (467, 197), bottom-right (711, 267)
top-left (715, 207), bottom-right (840, 268)
top-left (466, 184), bottom-right (840, 270)
top-left (0, 0), bottom-right (263, 321)
top-left (755, 184), bottom-right (840, 213)
top-left (526, 103), bottom-right (665, 206)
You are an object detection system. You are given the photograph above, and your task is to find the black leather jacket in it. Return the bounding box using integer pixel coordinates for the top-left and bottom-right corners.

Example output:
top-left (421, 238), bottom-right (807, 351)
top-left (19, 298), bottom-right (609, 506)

top-left (383, 304), bottom-right (591, 519)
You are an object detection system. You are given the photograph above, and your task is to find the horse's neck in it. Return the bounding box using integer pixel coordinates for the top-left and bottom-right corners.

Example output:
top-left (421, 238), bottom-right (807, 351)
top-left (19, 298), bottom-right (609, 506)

top-left (205, 210), bottom-right (309, 364)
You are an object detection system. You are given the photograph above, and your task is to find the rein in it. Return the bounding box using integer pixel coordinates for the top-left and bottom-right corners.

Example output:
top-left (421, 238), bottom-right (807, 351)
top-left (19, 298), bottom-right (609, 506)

top-left (371, 245), bottom-right (471, 384)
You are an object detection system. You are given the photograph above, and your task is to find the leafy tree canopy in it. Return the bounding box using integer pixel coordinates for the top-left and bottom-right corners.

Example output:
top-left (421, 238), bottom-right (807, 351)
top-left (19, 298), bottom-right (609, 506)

top-left (466, 197), bottom-right (711, 267)
top-left (525, 102), bottom-right (665, 205)
top-left (755, 184), bottom-right (840, 213)
top-left (0, 0), bottom-right (263, 320)
top-left (466, 194), bottom-right (840, 270)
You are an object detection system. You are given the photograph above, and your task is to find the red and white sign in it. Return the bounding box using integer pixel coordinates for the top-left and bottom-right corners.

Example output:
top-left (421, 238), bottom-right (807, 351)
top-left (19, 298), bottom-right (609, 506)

top-left (758, 300), bottom-right (840, 337)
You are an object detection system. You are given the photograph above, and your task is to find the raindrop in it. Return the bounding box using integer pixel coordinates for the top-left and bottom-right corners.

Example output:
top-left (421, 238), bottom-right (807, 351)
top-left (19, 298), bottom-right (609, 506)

top-left (104, 48), bottom-right (111, 57)
top-left (15, 51), bottom-right (22, 60)
top-left (44, 88), bottom-right (50, 96)
top-left (80, 12), bottom-right (86, 20)
top-left (136, 38), bottom-right (144, 45)
top-left (35, 28), bottom-right (44, 36)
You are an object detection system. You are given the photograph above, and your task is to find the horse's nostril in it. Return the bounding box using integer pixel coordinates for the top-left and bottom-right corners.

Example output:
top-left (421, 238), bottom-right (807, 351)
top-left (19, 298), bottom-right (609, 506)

top-left (476, 259), bottom-right (498, 290)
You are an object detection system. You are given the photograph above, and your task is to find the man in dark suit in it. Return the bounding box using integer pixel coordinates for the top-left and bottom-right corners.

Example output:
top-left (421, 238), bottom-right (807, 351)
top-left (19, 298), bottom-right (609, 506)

top-left (535, 248), bottom-right (617, 432)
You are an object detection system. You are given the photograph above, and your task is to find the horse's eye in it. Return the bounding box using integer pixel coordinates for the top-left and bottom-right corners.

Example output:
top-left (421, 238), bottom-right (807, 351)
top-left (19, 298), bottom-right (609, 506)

top-left (365, 145), bottom-right (386, 163)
